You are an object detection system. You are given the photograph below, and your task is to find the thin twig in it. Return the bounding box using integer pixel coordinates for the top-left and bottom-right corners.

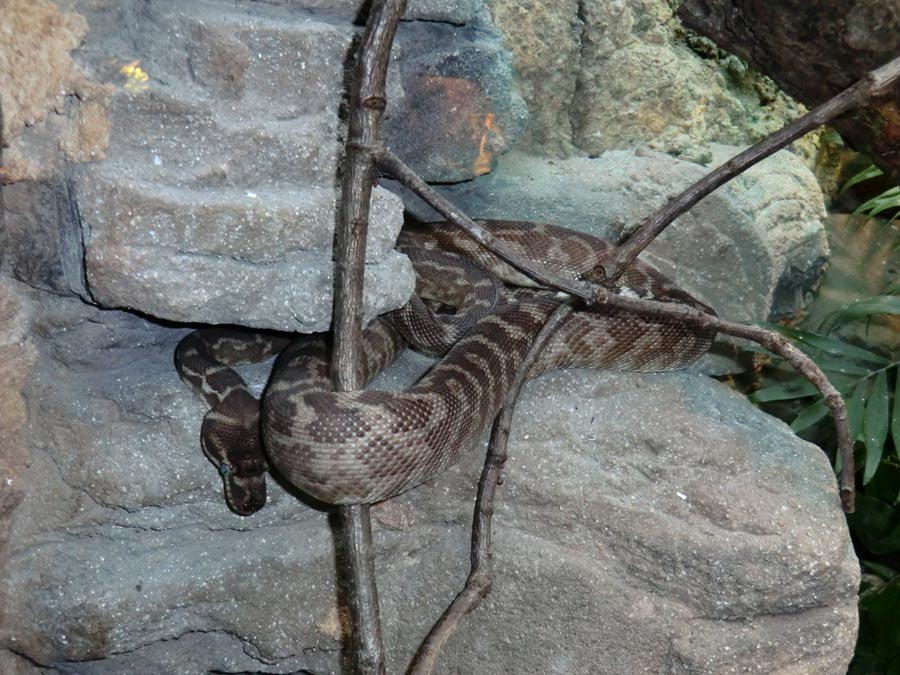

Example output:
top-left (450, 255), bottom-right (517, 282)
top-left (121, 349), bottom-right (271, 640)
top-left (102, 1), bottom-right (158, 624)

top-left (407, 302), bottom-right (575, 675)
top-left (717, 321), bottom-right (854, 513)
top-left (334, 1), bottom-right (408, 388)
top-left (339, 504), bottom-right (383, 673)
top-left (332, 2), bottom-right (408, 674)
top-left (587, 293), bottom-right (855, 512)
top-left (376, 149), bottom-right (604, 305)
top-left (377, 140), bottom-right (855, 510)
top-left (602, 54), bottom-right (900, 285)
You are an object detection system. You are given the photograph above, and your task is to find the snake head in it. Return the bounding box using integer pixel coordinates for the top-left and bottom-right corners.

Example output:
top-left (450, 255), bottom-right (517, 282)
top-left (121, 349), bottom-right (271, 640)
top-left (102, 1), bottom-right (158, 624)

top-left (217, 458), bottom-right (267, 516)
top-left (200, 397), bottom-right (268, 516)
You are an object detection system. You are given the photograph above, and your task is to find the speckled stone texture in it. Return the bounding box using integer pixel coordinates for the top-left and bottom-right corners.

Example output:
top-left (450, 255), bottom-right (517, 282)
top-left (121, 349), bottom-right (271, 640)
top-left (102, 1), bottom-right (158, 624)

top-left (53, 0), bottom-right (524, 330)
top-left (486, 0), bottom-right (817, 162)
top-left (0, 288), bottom-right (858, 674)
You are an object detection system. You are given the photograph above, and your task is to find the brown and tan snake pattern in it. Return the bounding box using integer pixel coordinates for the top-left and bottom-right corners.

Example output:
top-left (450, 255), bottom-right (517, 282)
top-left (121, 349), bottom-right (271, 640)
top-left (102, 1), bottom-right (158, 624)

top-left (176, 220), bottom-right (716, 513)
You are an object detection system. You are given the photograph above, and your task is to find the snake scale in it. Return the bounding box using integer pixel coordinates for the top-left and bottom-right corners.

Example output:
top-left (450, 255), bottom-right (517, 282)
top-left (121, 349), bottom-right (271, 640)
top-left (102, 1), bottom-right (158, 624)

top-left (176, 220), bottom-right (716, 514)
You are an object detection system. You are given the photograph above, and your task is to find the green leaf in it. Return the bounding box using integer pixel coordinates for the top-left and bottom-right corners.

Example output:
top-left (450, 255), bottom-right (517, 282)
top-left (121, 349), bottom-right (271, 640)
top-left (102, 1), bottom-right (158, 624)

top-left (838, 163), bottom-right (884, 195)
top-left (863, 370), bottom-right (890, 484)
top-left (851, 578), bottom-right (900, 675)
top-left (858, 576), bottom-right (900, 666)
top-left (854, 186), bottom-right (900, 218)
top-left (864, 457), bottom-right (900, 503)
top-left (847, 379), bottom-right (871, 443)
top-left (749, 379), bottom-right (818, 403)
top-left (894, 366), bottom-right (900, 461)
top-left (764, 324), bottom-right (891, 365)
top-left (790, 399), bottom-right (829, 433)
top-left (822, 295), bottom-right (900, 332)
top-left (799, 354), bottom-right (878, 379)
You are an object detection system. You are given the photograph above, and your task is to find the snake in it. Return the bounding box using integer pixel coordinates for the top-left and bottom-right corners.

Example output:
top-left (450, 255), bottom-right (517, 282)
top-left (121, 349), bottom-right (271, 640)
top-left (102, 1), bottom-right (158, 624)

top-left (175, 220), bottom-right (716, 514)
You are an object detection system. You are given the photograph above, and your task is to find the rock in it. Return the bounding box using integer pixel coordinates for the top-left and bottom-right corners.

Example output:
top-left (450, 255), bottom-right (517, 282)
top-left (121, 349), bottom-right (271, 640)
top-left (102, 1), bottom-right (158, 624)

top-left (0, 291), bottom-right (858, 673)
top-left (0, 178), bottom-right (89, 296)
top-left (404, 0), bottom-right (483, 24)
top-left (392, 147), bottom-right (828, 321)
top-left (678, 0), bottom-right (900, 185)
top-left (0, 0), bottom-right (87, 141)
top-left (485, 0), bottom-right (582, 156)
top-left (0, 0), bottom-right (111, 184)
top-left (0, 280), bottom-right (36, 600)
top-left (486, 0), bottom-right (816, 162)
top-left (250, 0), bottom-right (484, 24)
top-left (386, 15), bottom-right (528, 182)
top-left (50, 0), bottom-right (523, 328)
top-left (66, 2), bottom-right (414, 330)
top-left (77, 162), bottom-right (413, 331)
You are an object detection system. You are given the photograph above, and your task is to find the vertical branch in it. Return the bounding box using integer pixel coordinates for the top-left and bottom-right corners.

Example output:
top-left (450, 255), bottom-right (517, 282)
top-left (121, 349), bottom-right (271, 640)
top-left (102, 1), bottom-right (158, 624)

top-left (407, 303), bottom-right (575, 675)
top-left (333, 0), bottom-right (408, 387)
top-left (332, 1), bottom-right (408, 674)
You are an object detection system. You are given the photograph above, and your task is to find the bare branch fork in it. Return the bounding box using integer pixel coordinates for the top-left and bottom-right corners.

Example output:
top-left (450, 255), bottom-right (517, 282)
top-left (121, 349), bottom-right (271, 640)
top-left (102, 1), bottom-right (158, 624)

top-left (329, 4), bottom-right (890, 673)
top-left (375, 154), bottom-right (857, 511)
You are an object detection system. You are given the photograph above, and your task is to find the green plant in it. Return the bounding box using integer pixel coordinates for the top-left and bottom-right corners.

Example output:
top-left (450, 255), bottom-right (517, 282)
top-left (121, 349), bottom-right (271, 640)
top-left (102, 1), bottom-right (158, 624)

top-left (840, 164), bottom-right (900, 223)
top-left (742, 164), bottom-right (900, 674)
top-left (852, 573), bottom-right (900, 675)
top-left (748, 315), bottom-right (900, 484)
top-left (747, 299), bottom-right (899, 675)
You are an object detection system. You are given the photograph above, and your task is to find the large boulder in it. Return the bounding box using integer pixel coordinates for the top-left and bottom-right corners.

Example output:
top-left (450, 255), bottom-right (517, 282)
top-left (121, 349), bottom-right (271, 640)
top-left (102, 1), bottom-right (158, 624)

top-left (0, 287), bottom-right (858, 674)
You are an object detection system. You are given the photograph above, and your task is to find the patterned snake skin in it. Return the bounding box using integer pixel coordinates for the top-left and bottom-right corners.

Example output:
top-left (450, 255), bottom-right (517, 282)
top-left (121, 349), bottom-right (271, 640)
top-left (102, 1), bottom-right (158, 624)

top-left (176, 220), bottom-right (716, 513)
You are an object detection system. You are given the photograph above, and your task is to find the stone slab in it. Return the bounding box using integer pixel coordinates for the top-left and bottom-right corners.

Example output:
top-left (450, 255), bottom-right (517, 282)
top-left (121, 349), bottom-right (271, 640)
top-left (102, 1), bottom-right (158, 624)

top-left (77, 164), bottom-right (412, 330)
top-left (0, 291), bottom-right (858, 674)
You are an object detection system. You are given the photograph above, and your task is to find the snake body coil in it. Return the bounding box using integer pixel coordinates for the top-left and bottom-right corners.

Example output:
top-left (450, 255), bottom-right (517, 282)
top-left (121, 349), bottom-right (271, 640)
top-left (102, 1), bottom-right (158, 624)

top-left (176, 220), bottom-right (716, 513)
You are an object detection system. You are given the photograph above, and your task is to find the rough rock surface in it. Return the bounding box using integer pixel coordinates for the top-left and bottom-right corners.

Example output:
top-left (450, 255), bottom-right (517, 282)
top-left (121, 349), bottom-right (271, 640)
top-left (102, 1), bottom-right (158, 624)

top-left (68, 0), bottom-right (409, 330)
top-left (53, 0), bottom-right (523, 330)
top-left (0, 288), bottom-right (858, 674)
top-left (486, 0), bottom-right (815, 161)
top-left (76, 158), bottom-right (412, 332)
top-left (0, 279), bottom-right (36, 612)
top-left (0, 0), bottom-right (111, 184)
top-left (394, 147), bottom-right (828, 322)
top-left (386, 16), bottom-right (527, 181)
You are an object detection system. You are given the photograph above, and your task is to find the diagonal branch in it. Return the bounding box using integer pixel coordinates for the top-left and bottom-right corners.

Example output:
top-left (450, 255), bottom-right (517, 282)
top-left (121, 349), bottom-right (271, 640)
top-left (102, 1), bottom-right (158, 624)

top-left (376, 149), bottom-right (604, 304)
top-left (601, 54), bottom-right (900, 285)
top-left (375, 149), bottom-right (854, 512)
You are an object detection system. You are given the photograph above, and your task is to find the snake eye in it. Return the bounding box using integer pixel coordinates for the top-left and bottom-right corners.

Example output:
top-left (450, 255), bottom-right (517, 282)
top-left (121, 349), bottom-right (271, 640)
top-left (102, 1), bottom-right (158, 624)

top-left (218, 463), bottom-right (233, 478)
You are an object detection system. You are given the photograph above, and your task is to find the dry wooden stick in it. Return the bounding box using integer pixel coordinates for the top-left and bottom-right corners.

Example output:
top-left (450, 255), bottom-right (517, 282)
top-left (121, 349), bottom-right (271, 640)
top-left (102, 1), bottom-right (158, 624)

top-left (376, 150), bottom-right (855, 511)
top-left (590, 292), bottom-right (855, 512)
top-left (332, 1), bottom-right (408, 673)
top-left (602, 54), bottom-right (900, 285)
top-left (407, 302), bottom-right (576, 675)
top-left (376, 149), bottom-right (605, 305)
